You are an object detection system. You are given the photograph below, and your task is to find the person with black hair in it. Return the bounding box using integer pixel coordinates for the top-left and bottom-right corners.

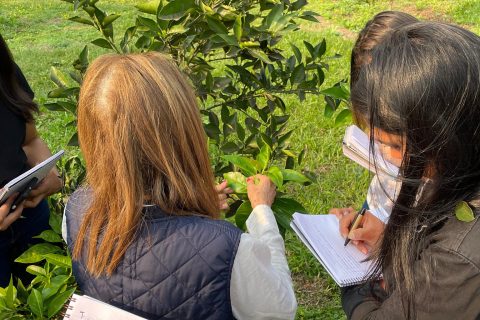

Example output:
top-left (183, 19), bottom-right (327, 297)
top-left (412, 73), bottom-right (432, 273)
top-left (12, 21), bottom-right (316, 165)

top-left (0, 34), bottom-right (62, 287)
top-left (338, 21), bottom-right (480, 319)
top-left (330, 11), bottom-right (419, 255)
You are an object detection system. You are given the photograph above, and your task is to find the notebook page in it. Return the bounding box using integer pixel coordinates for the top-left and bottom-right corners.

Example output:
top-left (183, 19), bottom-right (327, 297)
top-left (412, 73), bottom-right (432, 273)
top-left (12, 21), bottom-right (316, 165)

top-left (292, 213), bottom-right (373, 286)
top-left (64, 294), bottom-right (146, 320)
top-left (343, 125), bottom-right (399, 177)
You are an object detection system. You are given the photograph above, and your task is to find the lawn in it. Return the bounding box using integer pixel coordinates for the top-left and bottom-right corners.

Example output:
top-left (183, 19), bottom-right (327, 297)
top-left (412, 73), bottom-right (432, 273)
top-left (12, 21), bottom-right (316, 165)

top-left (1, 0), bottom-right (478, 318)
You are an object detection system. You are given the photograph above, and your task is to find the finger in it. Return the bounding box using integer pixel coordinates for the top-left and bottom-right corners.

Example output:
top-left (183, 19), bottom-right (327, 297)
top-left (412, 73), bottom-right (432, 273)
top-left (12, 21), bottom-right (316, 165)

top-left (354, 241), bottom-right (369, 255)
top-left (220, 202), bottom-right (229, 210)
top-left (23, 195), bottom-right (43, 209)
top-left (215, 180), bottom-right (228, 192)
top-left (349, 228), bottom-right (368, 241)
top-left (329, 208), bottom-right (343, 219)
top-left (28, 188), bottom-right (43, 198)
top-left (0, 204), bottom-right (23, 231)
top-left (218, 193), bottom-right (227, 201)
top-left (4, 194), bottom-right (18, 207)
top-left (339, 213), bottom-right (356, 238)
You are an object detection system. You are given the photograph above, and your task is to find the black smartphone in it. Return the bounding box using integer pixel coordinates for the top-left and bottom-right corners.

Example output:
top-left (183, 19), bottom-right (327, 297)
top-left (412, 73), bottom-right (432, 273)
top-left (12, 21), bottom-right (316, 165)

top-left (9, 177), bottom-right (38, 212)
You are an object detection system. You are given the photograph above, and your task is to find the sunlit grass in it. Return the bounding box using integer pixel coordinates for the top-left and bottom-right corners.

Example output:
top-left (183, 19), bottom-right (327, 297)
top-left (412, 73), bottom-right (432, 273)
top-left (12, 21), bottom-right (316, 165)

top-left (2, 0), bottom-right (477, 318)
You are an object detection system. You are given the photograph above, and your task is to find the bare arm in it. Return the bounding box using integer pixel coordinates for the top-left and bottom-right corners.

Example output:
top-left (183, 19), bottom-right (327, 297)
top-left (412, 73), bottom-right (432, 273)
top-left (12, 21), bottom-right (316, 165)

top-left (22, 122), bottom-right (62, 208)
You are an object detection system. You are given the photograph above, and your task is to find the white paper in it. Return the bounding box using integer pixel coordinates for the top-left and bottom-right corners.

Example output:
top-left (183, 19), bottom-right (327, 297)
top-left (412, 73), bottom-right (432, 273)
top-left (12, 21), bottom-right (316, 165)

top-left (64, 294), bottom-right (146, 320)
top-left (291, 212), bottom-right (374, 286)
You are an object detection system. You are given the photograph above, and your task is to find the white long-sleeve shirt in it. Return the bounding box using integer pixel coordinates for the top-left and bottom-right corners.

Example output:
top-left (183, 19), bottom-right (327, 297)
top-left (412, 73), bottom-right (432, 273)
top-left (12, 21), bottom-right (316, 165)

top-left (231, 204), bottom-right (297, 319)
top-left (62, 204), bottom-right (297, 319)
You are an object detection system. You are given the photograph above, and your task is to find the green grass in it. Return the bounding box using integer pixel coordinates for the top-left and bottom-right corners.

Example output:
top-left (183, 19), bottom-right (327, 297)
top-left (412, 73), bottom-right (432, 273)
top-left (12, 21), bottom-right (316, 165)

top-left (1, 0), bottom-right (478, 318)
top-left (311, 0), bottom-right (480, 34)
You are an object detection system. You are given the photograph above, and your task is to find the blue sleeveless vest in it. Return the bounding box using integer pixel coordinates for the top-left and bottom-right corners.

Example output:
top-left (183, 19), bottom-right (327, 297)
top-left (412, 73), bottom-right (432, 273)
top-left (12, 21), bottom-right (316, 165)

top-left (66, 189), bottom-right (242, 319)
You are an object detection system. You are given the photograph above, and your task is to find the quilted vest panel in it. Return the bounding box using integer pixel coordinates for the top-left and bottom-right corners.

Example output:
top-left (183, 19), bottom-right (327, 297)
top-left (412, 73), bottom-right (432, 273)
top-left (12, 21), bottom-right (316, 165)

top-left (66, 188), bottom-right (242, 319)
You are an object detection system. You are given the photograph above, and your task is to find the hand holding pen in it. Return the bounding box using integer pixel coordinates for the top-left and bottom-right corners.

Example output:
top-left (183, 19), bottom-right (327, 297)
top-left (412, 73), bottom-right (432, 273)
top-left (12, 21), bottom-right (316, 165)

top-left (344, 208), bottom-right (366, 247)
top-left (330, 207), bottom-right (386, 254)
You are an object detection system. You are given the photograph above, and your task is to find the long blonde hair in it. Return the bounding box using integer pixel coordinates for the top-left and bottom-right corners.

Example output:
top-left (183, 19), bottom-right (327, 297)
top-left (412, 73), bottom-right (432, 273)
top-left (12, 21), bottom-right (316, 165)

top-left (74, 52), bottom-right (220, 276)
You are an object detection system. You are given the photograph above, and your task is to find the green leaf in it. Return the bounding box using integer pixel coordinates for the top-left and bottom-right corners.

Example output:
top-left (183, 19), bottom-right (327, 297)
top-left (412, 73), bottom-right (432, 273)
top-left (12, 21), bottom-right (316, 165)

top-left (42, 275), bottom-right (70, 301)
top-left (281, 149), bottom-right (296, 158)
top-left (27, 289), bottom-right (43, 318)
top-left (26, 265), bottom-right (48, 278)
top-left (5, 277), bottom-right (15, 309)
top-left (266, 166), bottom-right (283, 188)
top-left (68, 133), bottom-right (79, 146)
top-left (315, 38), bottom-right (327, 58)
top-left (136, 16), bottom-right (160, 32)
top-left (49, 213), bottom-right (62, 235)
top-left (303, 40), bottom-right (315, 59)
top-left (317, 65), bottom-right (325, 86)
top-left (15, 243), bottom-right (62, 264)
top-left (102, 14), bottom-right (120, 27)
top-left (324, 101), bottom-right (335, 118)
top-left (135, 0), bottom-right (160, 15)
top-left (290, 44), bottom-right (302, 64)
top-left (50, 67), bottom-right (69, 88)
top-left (272, 197), bottom-right (305, 230)
top-left (280, 169), bottom-right (310, 183)
top-left (47, 287), bottom-right (75, 318)
top-left (44, 254), bottom-right (72, 268)
top-left (298, 146), bottom-right (307, 166)
top-left (91, 38), bottom-right (114, 50)
top-left (233, 16), bottom-right (242, 42)
top-left (206, 15), bottom-right (228, 34)
top-left (33, 230), bottom-right (63, 243)
top-left (216, 34), bottom-right (238, 47)
top-left (256, 144), bottom-right (271, 171)
top-left (291, 0), bottom-right (307, 10)
top-left (265, 3), bottom-right (283, 29)
top-left (290, 63), bottom-right (305, 85)
top-left (157, 0), bottom-right (195, 20)
top-left (223, 172), bottom-right (247, 194)
top-left (235, 200), bottom-right (252, 230)
top-left (455, 201), bottom-right (475, 222)
top-left (16, 279), bottom-right (28, 303)
top-left (79, 44), bottom-right (89, 63)
top-left (47, 87), bottom-right (79, 99)
top-left (68, 16), bottom-right (94, 26)
top-left (335, 109), bottom-right (352, 126)
top-left (247, 48), bottom-right (273, 64)
top-left (221, 141), bottom-right (240, 153)
top-left (222, 155), bottom-right (258, 176)
top-left (204, 123), bottom-right (221, 142)
top-left (321, 85), bottom-right (349, 101)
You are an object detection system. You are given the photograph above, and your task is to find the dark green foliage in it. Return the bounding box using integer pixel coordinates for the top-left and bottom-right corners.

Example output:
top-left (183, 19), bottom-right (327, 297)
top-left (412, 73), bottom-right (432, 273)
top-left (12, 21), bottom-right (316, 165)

top-left (47, 0), bottom-right (349, 227)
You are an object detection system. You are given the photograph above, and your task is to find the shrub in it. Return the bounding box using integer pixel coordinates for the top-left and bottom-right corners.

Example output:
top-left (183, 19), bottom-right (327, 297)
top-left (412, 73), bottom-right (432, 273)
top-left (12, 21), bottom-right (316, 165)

top-left (47, 0), bottom-right (349, 232)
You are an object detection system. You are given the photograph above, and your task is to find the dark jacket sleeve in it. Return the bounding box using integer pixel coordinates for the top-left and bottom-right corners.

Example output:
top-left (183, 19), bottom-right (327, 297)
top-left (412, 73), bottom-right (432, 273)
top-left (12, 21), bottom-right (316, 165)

top-left (341, 244), bottom-right (480, 320)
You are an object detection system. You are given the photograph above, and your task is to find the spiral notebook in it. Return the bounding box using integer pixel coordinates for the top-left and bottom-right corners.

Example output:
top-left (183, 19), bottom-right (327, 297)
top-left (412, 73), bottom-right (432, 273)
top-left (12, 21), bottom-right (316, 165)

top-left (342, 125), bottom-right (398, 177)
top-left (291, 212), bottom-right (374, 287)
top-left (64, 294), bottom-right (146, 320)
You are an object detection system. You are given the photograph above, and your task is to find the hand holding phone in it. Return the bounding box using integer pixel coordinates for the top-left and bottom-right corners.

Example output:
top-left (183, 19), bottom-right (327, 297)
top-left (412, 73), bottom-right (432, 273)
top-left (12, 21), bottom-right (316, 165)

top-left (10, 178), bottom-right (38, 212)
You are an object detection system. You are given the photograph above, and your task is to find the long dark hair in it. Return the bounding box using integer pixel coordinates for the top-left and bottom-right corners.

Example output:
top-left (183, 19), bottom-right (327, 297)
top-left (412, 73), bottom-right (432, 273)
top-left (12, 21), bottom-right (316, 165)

top-left (0, 34), bottom-right (38, 121)
top-left (350, 11), bottom-right (418, 87)
top-left (351, 22), bottom-right (480, 316)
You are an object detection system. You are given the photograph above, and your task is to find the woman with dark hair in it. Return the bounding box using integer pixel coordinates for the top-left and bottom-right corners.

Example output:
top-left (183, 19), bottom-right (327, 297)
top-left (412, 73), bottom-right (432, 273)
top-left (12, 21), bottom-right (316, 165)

top-left (0, 34), bottom-right (62, 287)
top-left (339, 21), bottom-right (480, 318)
top-left (330, 12), bottom-right (419, 252)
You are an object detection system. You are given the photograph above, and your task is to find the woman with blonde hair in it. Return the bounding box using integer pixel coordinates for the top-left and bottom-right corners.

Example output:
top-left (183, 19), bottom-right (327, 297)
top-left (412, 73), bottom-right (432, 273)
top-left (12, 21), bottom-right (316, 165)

top-left (64, 52), bottom-right (296, 319)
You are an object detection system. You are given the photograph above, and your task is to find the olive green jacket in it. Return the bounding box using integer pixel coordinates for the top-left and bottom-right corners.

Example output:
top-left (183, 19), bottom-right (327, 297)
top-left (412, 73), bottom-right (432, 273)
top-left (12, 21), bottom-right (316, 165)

top-left (342, 215), bottom-right (480, 319)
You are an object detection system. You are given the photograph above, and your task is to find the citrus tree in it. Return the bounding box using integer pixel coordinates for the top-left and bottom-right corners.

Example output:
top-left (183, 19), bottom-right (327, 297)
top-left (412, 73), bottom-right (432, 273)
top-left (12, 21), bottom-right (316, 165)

top-left (47, 0), bottom-right (349, 233)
